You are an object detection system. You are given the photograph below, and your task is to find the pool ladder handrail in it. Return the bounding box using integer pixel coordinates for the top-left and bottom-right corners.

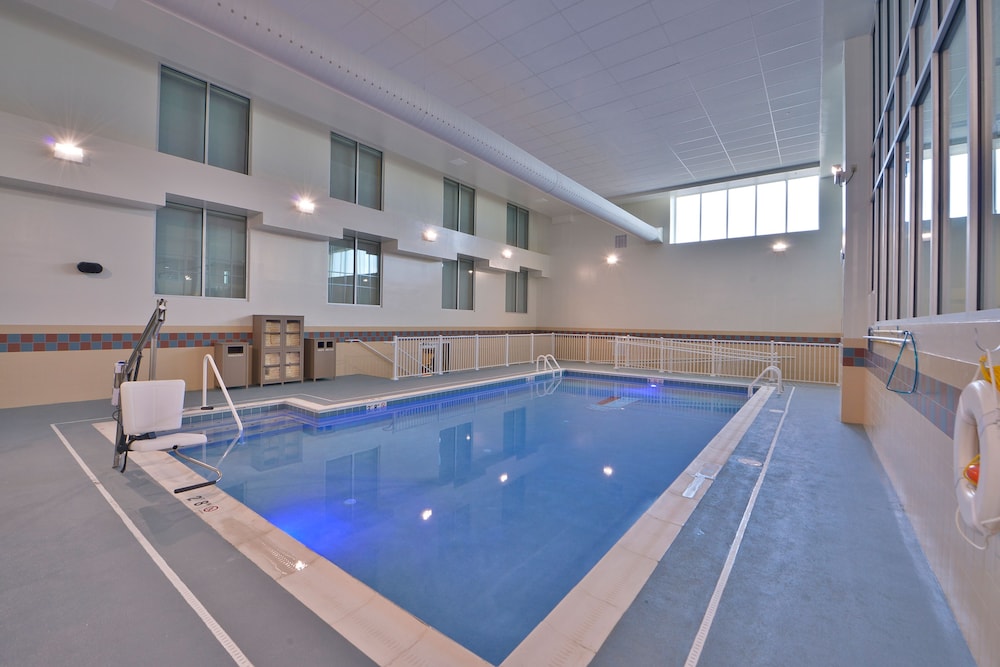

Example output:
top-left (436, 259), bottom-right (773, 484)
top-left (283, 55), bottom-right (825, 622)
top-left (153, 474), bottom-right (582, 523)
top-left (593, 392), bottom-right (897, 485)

top-left (748, 365), bottom-right (783, 398)
top-left (180, 353), bottom-right (246, 494)
top-left (536, 354), bottom-right (561, 373)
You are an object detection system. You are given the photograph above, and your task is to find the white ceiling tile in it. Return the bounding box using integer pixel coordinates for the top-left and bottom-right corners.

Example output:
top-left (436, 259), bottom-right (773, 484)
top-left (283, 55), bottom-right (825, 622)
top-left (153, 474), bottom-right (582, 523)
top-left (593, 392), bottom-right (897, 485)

top-left (559, 0), bottom-right (650, 32)
top-left (128, 0), bottom-right (837, 197)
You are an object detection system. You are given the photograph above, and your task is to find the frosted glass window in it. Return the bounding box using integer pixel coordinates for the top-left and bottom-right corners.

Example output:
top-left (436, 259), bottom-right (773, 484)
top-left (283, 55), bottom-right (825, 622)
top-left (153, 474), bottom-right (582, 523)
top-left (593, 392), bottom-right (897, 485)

top-left (671, 172), bottom-right (817, 243)
top-left (787, 177), bottom-right (819, 232)
top-left (727, 187), bottom-right (756, 238)
top-left (755, 181), bottom-right (787, 236)
top-left (673, 194), bottom-right (700, 243)
top-left (700, 191), bottom-right (727, 240)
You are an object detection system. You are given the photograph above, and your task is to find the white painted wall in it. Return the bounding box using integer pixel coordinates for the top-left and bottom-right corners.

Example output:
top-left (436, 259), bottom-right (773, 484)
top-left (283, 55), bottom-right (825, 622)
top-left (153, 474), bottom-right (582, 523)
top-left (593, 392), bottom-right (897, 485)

top-left (539, 190), bottom-right (843, 335)
top-left (0, 3), bottom-right (839, 340)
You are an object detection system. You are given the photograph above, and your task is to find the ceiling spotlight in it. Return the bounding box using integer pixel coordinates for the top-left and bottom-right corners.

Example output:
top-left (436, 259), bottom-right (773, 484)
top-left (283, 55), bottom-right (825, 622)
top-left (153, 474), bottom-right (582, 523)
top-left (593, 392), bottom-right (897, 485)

top-left (294, 197), bottom-right (315, 214)
top-left (53, 142), bottom-right (85, 163)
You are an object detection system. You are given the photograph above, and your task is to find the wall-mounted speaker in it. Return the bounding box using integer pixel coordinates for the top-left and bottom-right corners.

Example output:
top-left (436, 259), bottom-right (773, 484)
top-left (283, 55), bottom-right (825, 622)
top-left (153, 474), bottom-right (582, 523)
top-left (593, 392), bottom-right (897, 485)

top-left (77, 261), bottom-right (104, 274)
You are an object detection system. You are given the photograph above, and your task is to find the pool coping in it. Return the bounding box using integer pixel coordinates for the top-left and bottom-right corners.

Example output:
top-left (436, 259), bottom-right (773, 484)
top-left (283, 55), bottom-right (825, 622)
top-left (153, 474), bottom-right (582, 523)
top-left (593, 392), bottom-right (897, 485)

top-left (101, 371), bottom-right (774, 666)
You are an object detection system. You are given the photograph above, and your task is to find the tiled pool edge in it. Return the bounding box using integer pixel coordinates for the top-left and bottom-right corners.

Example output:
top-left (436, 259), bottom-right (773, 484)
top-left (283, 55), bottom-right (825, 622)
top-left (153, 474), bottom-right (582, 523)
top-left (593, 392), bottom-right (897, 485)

top-left (124, 378), bottom-right (775, 666)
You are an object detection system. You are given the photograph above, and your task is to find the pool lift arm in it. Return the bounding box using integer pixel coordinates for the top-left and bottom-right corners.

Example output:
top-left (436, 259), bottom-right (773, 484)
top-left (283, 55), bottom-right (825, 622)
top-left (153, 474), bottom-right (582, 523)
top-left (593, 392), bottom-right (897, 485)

top-left (108, 301), bottom-right (218, 490)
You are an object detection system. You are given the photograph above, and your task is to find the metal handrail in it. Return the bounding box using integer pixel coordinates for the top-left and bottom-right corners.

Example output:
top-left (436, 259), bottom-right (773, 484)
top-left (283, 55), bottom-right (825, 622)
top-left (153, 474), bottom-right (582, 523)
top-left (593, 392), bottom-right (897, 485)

top-left (201, 353), bottom-right (244, 437)
top-left (345, 338), bottom-right (396, 366)
top-left (748, 365), bottom-right (783, 397)
top-left (536, 354), bottom-right (560, 372)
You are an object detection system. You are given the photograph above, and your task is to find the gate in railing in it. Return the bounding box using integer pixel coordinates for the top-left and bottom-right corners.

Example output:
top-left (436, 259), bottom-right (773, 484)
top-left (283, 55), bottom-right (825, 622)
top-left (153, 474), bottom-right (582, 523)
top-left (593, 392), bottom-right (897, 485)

top-left (391, 333), bottom-right (840, 385)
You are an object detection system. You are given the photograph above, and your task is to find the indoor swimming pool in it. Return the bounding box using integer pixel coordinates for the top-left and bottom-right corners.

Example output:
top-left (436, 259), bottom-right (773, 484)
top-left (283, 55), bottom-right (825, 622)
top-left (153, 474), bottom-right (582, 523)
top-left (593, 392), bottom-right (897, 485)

top-left (178, 372), bottom-right (746, 664)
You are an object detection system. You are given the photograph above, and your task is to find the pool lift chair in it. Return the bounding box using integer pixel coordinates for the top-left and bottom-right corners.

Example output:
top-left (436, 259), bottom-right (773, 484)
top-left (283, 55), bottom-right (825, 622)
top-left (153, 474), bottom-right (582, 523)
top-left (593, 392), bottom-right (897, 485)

top-left (112, 299), bottom-right (241, 494)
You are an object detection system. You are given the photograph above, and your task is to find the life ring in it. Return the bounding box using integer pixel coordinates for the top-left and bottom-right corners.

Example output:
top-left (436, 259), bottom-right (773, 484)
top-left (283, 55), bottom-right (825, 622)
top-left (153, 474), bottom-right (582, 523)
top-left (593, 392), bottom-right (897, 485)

top-left (953, 380), bottom-right (1000, 537)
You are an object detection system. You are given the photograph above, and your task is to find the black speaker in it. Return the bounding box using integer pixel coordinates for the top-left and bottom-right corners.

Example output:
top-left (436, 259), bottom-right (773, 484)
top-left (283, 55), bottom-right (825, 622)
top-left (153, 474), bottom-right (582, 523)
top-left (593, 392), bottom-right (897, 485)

top-left (77, 261), bottom-right (104, 274)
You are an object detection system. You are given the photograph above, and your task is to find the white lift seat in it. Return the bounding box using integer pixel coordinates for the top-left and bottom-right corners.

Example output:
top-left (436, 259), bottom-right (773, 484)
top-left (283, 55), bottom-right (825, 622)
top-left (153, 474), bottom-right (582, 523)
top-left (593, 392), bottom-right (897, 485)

top-left (121, 380), bottom-right (207, 451)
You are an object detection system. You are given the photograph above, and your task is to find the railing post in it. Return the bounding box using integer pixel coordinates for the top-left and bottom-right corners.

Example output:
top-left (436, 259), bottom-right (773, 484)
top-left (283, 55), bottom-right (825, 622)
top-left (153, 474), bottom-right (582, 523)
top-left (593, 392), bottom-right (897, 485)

top-left (659, 337), bottom-right (665, 373)
top-left (505, 333), bottom-right (510, 367)
top-left (711, 338), bottom-right (718, 376)
top-left (530, 332), bottom-right (535, 362)
top-left (437, 335), bottom-right (444, 375)
top-left (585, 333), bottom-right (591, 364)
top-left (475, 334), bottom-right (480, 370)
top-left (392, 335), bottom-right (399, 380)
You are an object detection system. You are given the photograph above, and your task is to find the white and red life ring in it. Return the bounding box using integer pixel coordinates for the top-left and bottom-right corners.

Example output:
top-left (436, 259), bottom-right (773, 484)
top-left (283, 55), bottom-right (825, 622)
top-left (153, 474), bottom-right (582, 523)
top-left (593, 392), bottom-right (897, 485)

top-left (953, 380), bottom-right (1000, 538)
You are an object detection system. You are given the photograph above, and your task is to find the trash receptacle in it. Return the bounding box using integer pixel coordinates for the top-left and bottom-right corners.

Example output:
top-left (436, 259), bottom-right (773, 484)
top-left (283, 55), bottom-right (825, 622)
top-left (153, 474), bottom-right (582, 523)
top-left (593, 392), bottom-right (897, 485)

top-left (214, 342), bottom-right (249, 388)
top-left (304, 338), bottom-right (336, 380)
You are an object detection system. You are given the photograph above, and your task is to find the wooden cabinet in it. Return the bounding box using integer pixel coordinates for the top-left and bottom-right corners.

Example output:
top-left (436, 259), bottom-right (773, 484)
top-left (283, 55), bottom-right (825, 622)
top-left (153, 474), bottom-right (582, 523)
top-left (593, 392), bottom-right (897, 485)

top-left (252, 315), bottom-right (304, 386)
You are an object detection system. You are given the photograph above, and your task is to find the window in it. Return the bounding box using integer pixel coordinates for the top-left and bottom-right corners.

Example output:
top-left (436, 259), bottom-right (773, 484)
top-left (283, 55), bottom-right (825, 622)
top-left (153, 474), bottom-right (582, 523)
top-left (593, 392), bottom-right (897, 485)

top-left (442, 257), bottom-right (474, 310)
top-left (155, 202), bottom-right (246, 298)
top-left (328, 235), bottom-right (381, 305)
top-left (507, 204), bottom-right (529, 249)
top-left (330, 132), bottom-right (383, 210)
top-left (940, 8), bottom-right (968, 314)
top-left (444, 179), bottom-right (475, 234)
top-left (158, 66), bottom-right (249, 174)
top-left (670, 172), bottom-right (819, 243)
top-left (505, 270), bottom-right (528, 313)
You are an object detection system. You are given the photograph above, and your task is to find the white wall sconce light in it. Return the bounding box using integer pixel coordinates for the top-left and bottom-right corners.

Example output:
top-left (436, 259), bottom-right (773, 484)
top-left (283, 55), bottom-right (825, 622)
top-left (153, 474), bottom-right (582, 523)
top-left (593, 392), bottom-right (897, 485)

top-left (606, 253), bottom-right (619, 265)
top-left (501, 248), bottom-right (513, 259)
top-left (772, 240), bottom-right (789, 253)
top-left (422, 228), bottom-right (438, 241)
top-left (832, 164), bottom-right (856, 187)
top-left (294, 197), bottom-right (315, 214)
top-left (53, 141), bottom-right (85, 163)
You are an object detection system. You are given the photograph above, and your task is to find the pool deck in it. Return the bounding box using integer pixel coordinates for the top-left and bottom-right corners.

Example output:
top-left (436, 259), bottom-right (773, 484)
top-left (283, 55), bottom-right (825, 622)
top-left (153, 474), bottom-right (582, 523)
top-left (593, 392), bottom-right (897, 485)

top-left (0, 364), bottom-right (974, 666)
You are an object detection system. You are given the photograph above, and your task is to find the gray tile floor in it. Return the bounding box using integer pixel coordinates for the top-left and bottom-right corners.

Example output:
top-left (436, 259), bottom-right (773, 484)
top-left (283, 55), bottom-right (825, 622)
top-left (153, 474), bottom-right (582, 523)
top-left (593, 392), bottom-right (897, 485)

top-left (0, 366), bottom-right (974, 666)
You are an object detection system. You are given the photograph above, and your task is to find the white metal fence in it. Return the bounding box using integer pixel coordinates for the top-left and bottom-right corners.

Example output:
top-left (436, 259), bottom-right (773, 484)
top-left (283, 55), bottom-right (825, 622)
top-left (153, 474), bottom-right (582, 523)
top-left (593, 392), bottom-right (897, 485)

top-left (391, 333), bottom-right (841, 385)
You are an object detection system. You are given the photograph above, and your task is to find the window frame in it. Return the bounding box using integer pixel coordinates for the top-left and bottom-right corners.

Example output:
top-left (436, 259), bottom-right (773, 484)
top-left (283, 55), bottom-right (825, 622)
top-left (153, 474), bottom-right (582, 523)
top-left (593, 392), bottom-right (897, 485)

top-left (669, 170), bottom-right (820, 244)
top-left (328, 234), bottom-right (382, 306)
top-left (158, 65), bottom-right (250, 174)
top-left (154, 200), bottom-right (247, 299)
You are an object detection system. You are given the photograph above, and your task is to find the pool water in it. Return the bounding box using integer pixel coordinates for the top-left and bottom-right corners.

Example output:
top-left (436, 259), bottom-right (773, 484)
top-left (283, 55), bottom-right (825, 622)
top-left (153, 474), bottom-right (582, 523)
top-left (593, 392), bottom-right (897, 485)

top-left (188, 375), bottom-right (744, 664)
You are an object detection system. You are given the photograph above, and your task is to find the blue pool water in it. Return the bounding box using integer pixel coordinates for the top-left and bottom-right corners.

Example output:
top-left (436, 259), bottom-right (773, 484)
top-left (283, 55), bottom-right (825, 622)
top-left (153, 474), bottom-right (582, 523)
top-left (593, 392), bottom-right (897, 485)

top-left (185, 373), bottom-right (744, 663)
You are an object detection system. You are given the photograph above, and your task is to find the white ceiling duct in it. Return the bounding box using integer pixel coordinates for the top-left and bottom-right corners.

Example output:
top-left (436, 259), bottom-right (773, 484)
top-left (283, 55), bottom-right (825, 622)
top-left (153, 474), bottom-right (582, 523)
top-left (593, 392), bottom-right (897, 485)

top-left (148, 0), bottom-right (663, 243)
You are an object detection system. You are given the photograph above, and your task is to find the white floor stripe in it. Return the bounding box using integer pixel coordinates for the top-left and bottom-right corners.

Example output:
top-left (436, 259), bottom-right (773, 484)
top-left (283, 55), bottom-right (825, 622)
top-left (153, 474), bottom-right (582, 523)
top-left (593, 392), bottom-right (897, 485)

top-left (684, 387), bottom-right (795, 667)
top-left (51, 424), bottom-right (254, 667)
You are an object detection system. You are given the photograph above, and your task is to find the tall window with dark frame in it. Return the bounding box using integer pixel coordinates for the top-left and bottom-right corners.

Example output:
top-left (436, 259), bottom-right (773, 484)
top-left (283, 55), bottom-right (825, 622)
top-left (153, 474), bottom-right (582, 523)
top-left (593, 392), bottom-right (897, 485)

top-left (444, 178), bottom-right (475, 234)
top-left (505, 270), bottom-right (528, 313)
top-left (507, 204), bottom-right (529, 249)
top-left (442, 257), bottom-right (474, 310)
top-left (155, 201), bottom-right (247, 298)
top-left (158, 66), bottom-right (249, 174)
top-left (328, 235), bottom-right (381, 305)
top-left (330, 132), bottom-right (383, 210)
